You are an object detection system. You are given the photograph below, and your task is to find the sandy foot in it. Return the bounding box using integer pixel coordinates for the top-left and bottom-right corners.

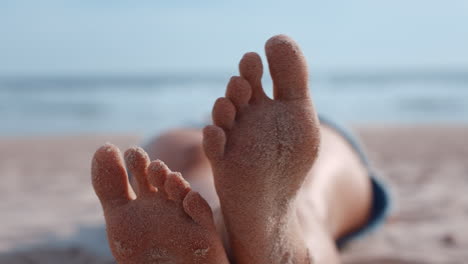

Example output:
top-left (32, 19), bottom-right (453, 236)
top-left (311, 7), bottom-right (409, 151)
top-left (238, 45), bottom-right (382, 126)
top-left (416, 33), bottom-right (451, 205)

top-left (91, 144), bottom-right (229, 264)
top-left (203, 35), bottom-right (320, 263)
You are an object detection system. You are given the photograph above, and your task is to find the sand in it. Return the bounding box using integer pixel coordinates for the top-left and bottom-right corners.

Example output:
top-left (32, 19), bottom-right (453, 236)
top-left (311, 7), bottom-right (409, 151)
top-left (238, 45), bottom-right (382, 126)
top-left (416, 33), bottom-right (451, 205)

top-left (0, 127), bottom-right (467, 263)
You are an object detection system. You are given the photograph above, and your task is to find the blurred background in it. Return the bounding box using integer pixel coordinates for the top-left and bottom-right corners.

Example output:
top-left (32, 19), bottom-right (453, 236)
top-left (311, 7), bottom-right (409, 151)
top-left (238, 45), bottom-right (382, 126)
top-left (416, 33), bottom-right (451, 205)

top-left (1, 1), bottom-right (468, 263)
top-left (1, 0), bottom-right (467, 137)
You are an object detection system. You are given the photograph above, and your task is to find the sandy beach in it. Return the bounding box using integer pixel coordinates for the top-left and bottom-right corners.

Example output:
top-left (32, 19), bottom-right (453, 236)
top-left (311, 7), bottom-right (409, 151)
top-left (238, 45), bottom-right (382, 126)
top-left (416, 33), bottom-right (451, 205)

top-left (0, 126), bottom-right (467, 264)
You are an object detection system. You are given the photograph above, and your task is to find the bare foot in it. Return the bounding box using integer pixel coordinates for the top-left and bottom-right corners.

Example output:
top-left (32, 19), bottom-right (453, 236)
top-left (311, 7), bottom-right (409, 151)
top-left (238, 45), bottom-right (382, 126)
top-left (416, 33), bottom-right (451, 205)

top-left (203, 35), bottom-right (320, 263)
top-left (91, 144), bottom-right (229, 264)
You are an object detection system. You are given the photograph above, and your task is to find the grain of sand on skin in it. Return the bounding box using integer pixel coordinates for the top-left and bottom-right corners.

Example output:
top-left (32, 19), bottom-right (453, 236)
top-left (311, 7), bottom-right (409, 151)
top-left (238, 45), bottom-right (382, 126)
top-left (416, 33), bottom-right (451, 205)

top-left (0, 128), bottom-right (467, 263)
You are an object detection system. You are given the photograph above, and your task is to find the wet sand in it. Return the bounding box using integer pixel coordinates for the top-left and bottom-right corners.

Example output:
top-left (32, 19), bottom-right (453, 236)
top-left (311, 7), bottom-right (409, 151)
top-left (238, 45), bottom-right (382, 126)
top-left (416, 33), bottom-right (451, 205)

top-left (0, 126), bottom-right (467, 263)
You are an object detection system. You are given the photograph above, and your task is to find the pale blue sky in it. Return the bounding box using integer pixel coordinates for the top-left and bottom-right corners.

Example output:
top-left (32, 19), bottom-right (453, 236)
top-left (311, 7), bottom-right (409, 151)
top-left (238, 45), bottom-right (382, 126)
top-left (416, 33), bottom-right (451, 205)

top-left (1, 0), bottom-right (468, 75)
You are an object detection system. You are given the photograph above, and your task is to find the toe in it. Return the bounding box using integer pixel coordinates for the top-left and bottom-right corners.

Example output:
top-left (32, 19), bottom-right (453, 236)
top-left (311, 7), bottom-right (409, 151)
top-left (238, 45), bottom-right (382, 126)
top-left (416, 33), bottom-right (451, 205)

top-left (164, 172), bottom-right (191, 202)
top-left (148, 159), bottom-right (170, 195)
top-left (202, 125), bottom-right (226, 161)
top-left (183, 191), bottom-right (215, 228)
top-left (92, 143), bottom-right (132, 208)
top-left (225, 76), bottom-right (252, 109)
top-left (124, 147), bottom-right (154, 196)
top-left (239, 52), bottom-right (268, 101)
top-left (265, 34), bottom-right (310, 101)
top-left (212, 97), bottom-right (236, 130)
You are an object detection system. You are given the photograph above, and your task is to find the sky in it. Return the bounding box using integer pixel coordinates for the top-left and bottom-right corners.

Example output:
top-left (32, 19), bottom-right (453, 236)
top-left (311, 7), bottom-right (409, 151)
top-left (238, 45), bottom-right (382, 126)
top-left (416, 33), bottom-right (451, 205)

top-left (1, 0), bottom-right (468, 75)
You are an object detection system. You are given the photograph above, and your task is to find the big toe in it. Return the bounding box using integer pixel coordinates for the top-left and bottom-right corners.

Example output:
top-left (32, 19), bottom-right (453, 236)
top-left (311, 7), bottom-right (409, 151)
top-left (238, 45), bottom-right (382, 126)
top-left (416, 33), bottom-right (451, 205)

top-left (92, 143), bottom-right (132, 208)
top-left (265, 34), bottom-right (310, 101)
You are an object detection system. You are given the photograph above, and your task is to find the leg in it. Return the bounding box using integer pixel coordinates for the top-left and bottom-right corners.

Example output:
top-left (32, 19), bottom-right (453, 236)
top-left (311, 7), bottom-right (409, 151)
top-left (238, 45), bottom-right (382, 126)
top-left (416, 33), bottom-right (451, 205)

top-left (145, 126), bottom-right (371, 262)
top-left (91, 144), bottom-right (229, 264)
top-left (305, 124), bottom-right (372, 240)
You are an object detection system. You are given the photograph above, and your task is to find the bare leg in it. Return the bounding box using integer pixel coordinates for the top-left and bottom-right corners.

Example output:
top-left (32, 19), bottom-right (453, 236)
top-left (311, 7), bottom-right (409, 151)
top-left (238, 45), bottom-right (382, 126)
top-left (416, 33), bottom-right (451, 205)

top-left (306, 124), bottom-right (372, 240)
top-left (144, 126), bottom-right (371, 263)
top-left (95, 135), bottom-right (368, 263)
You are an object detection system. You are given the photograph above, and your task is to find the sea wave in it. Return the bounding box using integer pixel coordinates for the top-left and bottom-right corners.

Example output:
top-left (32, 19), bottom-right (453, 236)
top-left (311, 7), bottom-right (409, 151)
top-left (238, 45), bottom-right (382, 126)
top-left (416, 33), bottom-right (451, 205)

top-left (1, 72), bottom-right (467, 135)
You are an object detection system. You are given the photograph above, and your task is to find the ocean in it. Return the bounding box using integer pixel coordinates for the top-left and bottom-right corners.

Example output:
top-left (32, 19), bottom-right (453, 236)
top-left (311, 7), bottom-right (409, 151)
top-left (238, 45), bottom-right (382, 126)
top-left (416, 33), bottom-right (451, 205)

top-left (1, 71), bottom-right (468, 137)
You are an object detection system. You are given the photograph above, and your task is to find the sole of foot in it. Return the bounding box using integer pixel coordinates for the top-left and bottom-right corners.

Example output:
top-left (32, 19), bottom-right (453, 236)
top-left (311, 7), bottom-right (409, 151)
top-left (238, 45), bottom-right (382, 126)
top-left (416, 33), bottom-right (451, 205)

top-left (203, 34), bottom-right (320, 263)
top-left (91, 143), bottom-right (229, 264)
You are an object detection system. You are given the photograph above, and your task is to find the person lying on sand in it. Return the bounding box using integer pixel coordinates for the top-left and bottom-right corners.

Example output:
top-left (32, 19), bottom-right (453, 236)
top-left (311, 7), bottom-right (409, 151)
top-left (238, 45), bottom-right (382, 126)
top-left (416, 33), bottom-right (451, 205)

top-left (91, 35), bottom-right (389, 264)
